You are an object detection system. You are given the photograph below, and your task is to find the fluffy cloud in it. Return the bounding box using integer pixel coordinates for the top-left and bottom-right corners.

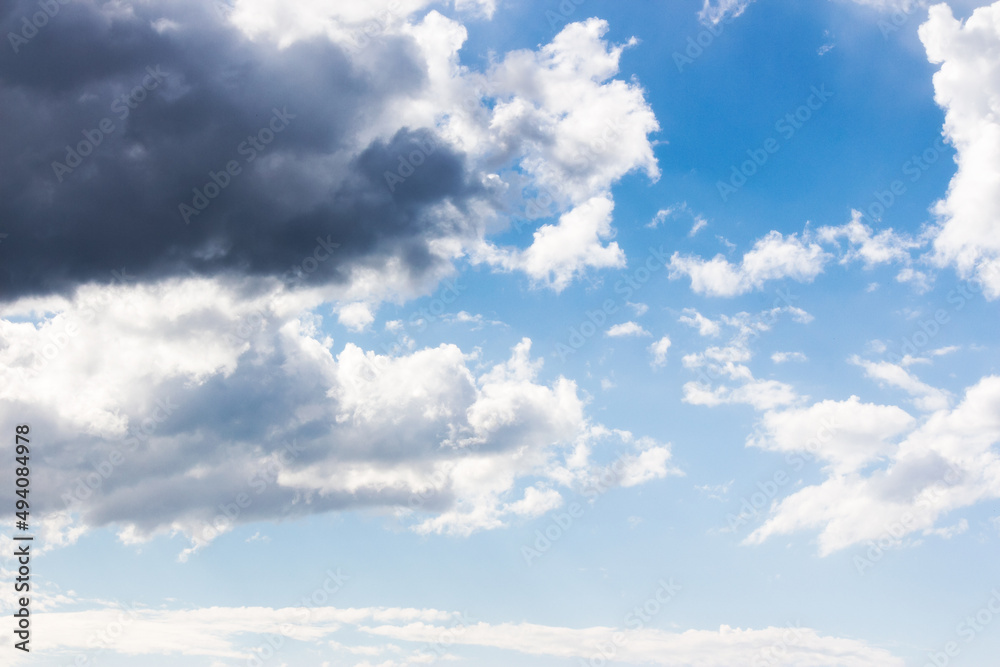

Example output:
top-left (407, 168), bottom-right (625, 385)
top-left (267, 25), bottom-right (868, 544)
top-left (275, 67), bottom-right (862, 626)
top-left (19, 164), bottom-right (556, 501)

top-left (485, 196), bottom-right (626, 291)
top-left (669, 210), bottom-right (939, 298)
top-left (606, 321), bottom-right (651, 337)
top-left (699, 0), bottom-right (755, 25)
top-left (920, 1), bottom-right (1000, 298)
top-left (668, 231), bottom-right (829, 297)
top-left (745, 375), bottom-right (1000, 555)
top-left (650, 336), bottom-right (673, 367)
top-left (475, 17), bottom-right (660, 289)
top-left (772, 351), bottom-right (807, 363)
top-left (817, 211), bottom-right (925, 269)
top-left (679, 308), bottom-right (722, 337)
top-left (0, 279), bottom-right (675, 553)
top-left (850, 355), bottom-right (952, 411)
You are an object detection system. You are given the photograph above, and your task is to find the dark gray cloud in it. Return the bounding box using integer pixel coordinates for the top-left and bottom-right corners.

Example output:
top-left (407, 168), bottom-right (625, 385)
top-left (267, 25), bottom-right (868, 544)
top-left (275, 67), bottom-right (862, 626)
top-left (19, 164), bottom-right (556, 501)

top-left (0, 0), bottom-right (483, 300)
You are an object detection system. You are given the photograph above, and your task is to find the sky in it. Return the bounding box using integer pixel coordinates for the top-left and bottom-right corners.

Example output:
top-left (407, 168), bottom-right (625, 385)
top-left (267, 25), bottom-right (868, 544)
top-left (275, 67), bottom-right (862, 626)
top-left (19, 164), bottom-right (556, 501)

top-left (0, 0), bottom-right (999, 665)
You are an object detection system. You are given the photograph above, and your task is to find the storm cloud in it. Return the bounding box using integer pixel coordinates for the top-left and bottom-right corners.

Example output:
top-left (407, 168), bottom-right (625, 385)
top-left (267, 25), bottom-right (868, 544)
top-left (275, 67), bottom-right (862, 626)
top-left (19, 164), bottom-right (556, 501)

top-left (0, 0), bottom-right (482, 300)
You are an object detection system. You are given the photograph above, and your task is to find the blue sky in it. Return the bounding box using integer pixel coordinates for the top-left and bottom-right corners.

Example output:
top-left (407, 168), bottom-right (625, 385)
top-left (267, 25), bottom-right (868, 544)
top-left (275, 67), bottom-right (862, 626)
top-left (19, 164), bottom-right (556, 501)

top-left (1, 0), bottom-right (999, 665)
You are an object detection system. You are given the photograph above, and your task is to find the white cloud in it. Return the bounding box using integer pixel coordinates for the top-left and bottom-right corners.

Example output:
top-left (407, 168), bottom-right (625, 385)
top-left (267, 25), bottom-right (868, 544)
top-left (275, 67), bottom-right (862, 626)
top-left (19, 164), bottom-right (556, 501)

top-left (749, 396), bottom-right (915, 474)
top-left (647, 203), bottom-right (708, 236)
top-left (649, 336), bottom-right (672, 367)
top-left (746, 376), bottom-right (1000, 555)
top-left (362, 618), bottom-right (903, 666)
top-left (699, 0), bottom-right (755, 25)
top-left (8, 603), bottom-right (905, 667)
top-left (504, 486), bottom-right (563, 517)
top-left (628, 301), bottom-right (650, 316)
top-left (225, 8), bottom-right (660, 294)
top-left (472, 18), bottom-right (660, 288)
top-left (648, 208), bottom-right (673, 229)
top-left (484, 196), bottom-right (625, 292)
top-left (850, 355), bottom-right (952, 412)
top-left (679, 308), bottom-right (722, 337)
top-left (338, 302), bottom-right (376, 331)
top-left (0, 279), bottom-right (675, 553)
top-left (817, 211), bottom-right (925, 268)
top-left (920, 2), bottom-right (1000, 299)
top-left (668, 231), bottom-right (829, 297)
top-left (684, 378), bottom-right (799, 411)
top-left (484, 18), bottom-right (660, 207)
top-left (772, 351), bottom-right (807, 364)
top-left (607, 321), bottom-right (651, 337)
top-left (700, 0), bottom-right (923, 25)
top-left (679, 306), bottom-right (809, 409)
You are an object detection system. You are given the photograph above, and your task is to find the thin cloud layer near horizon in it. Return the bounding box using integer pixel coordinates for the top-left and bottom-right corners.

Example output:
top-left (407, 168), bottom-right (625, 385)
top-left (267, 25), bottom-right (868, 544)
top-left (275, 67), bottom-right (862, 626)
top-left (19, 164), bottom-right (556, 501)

top-left (1, 0), bottom-right (998, 665)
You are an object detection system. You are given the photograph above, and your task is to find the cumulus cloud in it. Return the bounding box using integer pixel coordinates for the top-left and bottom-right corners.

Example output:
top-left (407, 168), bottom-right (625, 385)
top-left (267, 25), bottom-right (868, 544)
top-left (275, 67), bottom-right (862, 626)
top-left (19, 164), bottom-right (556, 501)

top-left (669, 209), bottom-right (943, 298)
top-left (817, 211), bottom-right (925, 269)
top-left (475, 17), bottom-right (661, 289)
top-left (745, 376), bottom-right (1000, 555)
top-left (920, 1), bottom-right (1000, 298)
top-left (0, 280), bottom-right (676, 553)
top-left (649, 336), bottom-right (672, 367)
top-left (337, 302), bottom-right (376, 331)
top-left (679, 308), bottom-right (721, 337)
top-left (486, 196), bottom-right (626, 291)
top-left (668, 231), bottom-right (829, 297)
